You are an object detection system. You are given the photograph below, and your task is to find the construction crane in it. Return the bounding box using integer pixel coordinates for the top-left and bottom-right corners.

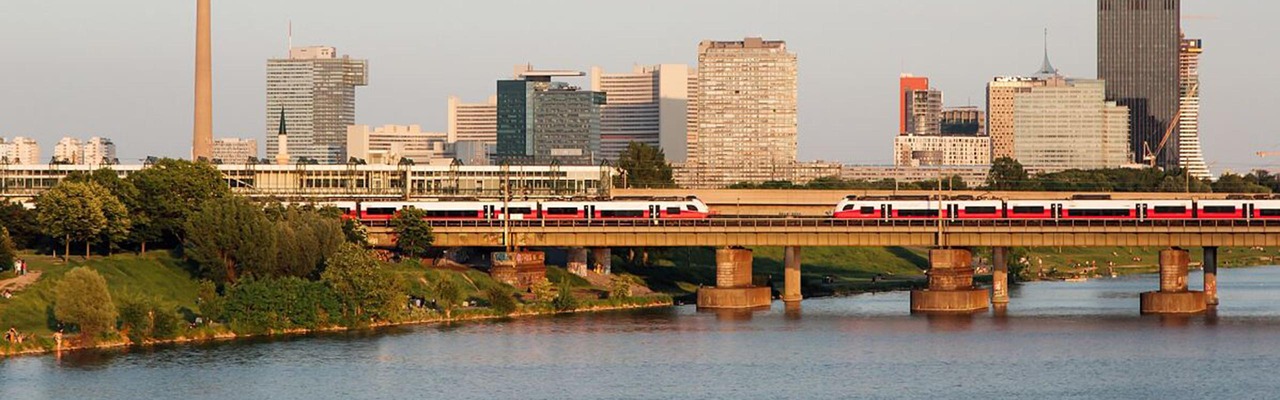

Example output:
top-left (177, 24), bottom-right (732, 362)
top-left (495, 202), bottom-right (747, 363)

top-left (1143, 113), bottom-right (1182, 168)
top-left (1259, 151), bottom-right (1280, 158)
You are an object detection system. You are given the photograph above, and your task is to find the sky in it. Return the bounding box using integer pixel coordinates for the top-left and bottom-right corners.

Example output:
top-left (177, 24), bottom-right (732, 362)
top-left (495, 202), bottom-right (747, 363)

top-left (0, 0), bottom-right (1275, 173)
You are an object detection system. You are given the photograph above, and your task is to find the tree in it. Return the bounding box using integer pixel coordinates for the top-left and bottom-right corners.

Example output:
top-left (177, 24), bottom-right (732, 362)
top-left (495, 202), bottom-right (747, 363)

top-left (269, 205), bottom-right (345, 279)
top-left (184, 197), bottom-right (277, 283)
top-left (127, 158), bottom-right (230, 248)
top-left (552, 279), bottom-right (579, 312)
top-left (0, 202), bottom-right (42, 250)
top-left (614, 142), bottom-right (674, 188)
top-left (986, 157), bottom-right (1032, 191)
top-left (196, 280), bottom-right (224, 323)
top-left (392, 208), bottom-right (433, 258)
top-left (0, 227), bottom-right (15, 271)
top-left (37, 181), bottom-right (107, 260)
top-left (321, 243), bottom-right (403, 323)
top-left (1213, 173), bottom-right (1272, 194)
top-left (54, 267), bottom-right (118, 342)
top-left (435, 279), bottom-right (463, 319)
top-left (487, 289), bottom-right (518, 315)
top-left (87, 183), bottom-right (131, 256)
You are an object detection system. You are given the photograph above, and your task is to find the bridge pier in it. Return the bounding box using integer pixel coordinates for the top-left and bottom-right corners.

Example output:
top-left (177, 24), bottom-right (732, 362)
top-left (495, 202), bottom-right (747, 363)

top-left (992, 247), bottom-right (1009, 305)
top-left (567, 247), bottom-right (589, 276)
top-left (1204, 246), bottom-right (1218, 306)
top-left (910, 249), bottom-right (990, 313)
top-left (783, 246), bottom-right (802, 305)
top-left (1140, 248), bottom-right (1206, 314)
top-left (591, 248), bottom-right (612, 275)
top-left (697, 248), bottom-right (771, 309)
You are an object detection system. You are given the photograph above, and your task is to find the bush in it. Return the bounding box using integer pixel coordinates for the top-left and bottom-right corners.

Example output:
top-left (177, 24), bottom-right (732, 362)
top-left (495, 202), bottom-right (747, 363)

top-left (487, 289), bottom-right (518, 316)
top-left (222, 277), bottom-right (340, 334)
top-left (196, 280), bottom-right (224, 322)
top-left (117, 296), bottom-right (153, 344)
top-left (54, 267), bottom-right (118, 342)
top-left (608, 275), bottom-right (635, 299)
top-left (321, 243), bottom-right (405, 325)
top-left (151, 309), bottom-right (181, 339)
top-left (435, 279), bottom-right (462, 318)
top-left (553, 279), bottom-right (579, 312)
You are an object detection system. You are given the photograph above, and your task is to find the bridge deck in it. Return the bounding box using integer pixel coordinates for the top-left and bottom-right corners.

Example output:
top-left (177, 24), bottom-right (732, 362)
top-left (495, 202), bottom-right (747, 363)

top-left (365, 219), bottom-right (1280, 248)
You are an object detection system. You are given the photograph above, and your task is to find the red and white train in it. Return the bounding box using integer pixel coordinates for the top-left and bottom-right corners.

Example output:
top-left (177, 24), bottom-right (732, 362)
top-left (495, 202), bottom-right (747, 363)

top-left (323, 196), bottom-right (712, 221)
top-left (833, 196), bottom-right (1280, 220)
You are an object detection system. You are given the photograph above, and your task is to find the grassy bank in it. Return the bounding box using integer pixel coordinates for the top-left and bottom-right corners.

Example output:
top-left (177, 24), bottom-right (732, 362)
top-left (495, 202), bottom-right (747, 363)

top-left (1017, 246), bottom-right (1280, 278)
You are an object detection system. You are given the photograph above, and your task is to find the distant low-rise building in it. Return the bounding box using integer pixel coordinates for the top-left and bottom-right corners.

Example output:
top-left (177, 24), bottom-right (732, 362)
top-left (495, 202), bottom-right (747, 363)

top-left (843, 165), bottom-right (990, 188)
top-left (212, 138), bottom-right (258, 164)
top-left (893, 135), bottom-right (991, 166)
top-left (347, 125), bottom-right (449, 165)
top-left (941, 107), bottom-right (986, 136)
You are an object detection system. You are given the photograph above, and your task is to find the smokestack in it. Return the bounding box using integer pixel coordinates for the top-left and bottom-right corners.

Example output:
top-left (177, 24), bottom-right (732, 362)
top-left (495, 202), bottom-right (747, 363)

top-left (192, 0), bottom-right (213, 161)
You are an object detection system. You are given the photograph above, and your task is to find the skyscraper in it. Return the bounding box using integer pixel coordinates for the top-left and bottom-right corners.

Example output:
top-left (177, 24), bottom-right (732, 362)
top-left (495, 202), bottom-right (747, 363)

top-left (905, 88), bottom-right (943, 136)
top-left (1178, 37), bottom-right (1211, 180)
top-left (690, 37), bottom-right (797, 186)
top-left (1013, 78), bottom-right (1131, 173)
top-left (265, 46), bottom-right (368, 164)
top-left (1098, 0), bottom-right (1181, 168)
top-left (899, 74), bottom-right (929, 135)
top-left (590, 64), bottom-right (696, 162)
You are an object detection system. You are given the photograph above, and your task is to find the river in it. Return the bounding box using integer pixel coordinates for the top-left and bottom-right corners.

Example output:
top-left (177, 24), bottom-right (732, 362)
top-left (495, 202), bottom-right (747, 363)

top-left (7, 266), bottom-right (1280, 399)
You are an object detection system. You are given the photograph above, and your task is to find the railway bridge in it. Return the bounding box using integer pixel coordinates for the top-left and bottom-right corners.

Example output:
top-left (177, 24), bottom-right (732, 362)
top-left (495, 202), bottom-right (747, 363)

top-left (367, 218), bottom-right (1280, 315)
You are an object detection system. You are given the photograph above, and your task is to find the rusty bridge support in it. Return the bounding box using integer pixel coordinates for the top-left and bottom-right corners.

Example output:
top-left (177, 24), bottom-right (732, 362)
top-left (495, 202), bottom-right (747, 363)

top-left (992, 247), bottom-right (1010, 305)
top-left (782, 246), bottom-right (802, 306)
top-left (696, 248), bottom-right (771, 309)
top-left (1139, 248), bottom-right (1207, 314)
top-left (910, 249), bottom-right (990, 313)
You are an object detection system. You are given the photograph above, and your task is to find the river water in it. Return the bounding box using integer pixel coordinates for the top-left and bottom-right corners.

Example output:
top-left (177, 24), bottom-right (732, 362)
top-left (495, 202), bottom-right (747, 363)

top-left (7, 267), bottom-right (1280, 399)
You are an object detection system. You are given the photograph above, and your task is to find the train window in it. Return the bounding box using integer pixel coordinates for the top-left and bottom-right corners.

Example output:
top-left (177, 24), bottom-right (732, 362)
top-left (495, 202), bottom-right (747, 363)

top-left (898, 209), bottom-right (938, 217)
top-left (1070, 209), bottom-right (1130, 217)
top-left (1260, 209), bottom-right (1280, 217)
top-left (366, 207), bottom-right (396, 215)
top-left (1203, 206), bottom-right (1236, 214)
top-left (426, 210), bottom-right (478, 218)
top-left (842, 205), bottom-right (855, 211)
top-left (1153, 206), bottom-right (1186, 214)
top-left (502, 207), bottom-right (532, 214)
top-left (667, 207), bottom-right (682, 215)
top-left (686, 205), bottom-right (698, 211)
top-left (601, 210), bottom-right (644, 218)
top-left (965, 206), bottom-right (997, 214)
top-left (546, 207), bottom-right (578, 215)
top-left (861, 206), bottom-right (876, 214)
top-left (1011, 206), bottom-right (1044, 214)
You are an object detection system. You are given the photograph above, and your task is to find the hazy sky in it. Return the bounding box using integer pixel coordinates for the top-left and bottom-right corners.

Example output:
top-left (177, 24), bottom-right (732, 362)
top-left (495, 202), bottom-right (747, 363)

top-left (0, 0), bottom-right (1274, 173)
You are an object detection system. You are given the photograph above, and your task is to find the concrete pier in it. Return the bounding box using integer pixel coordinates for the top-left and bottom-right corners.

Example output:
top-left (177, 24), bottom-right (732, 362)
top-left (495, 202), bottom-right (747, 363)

top-left (567, 247), bottom-right (589, 276)
top-left (1204, 246), bottom-right (1218, 306)
top-left (591, 248), bottom-right (612, 274)
top-left (697, 248), bottom-right (771, 309)
top-left (782, 246), bottom-right (802, 305)
top-left (910, 249), bottom-right (990, 313)
top-left (992, 247), bottom-right (1009, 304)
top-left (1139, 248), bottom-right (1207, 314)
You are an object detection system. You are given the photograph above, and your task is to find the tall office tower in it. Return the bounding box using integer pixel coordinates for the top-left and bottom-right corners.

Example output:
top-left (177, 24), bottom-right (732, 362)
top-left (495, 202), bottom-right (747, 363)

top-left (692, 37), bottom-right (797, 186)
top-left (2, 137), bottom-right (39, 164)
top-left (685, 73), bottom-right (699, 163)
top-left (497, 66), bottom-right (604, 165)
top-left (590, 64), bottom-right (696, 162)
top-left (899, 74), bottom-right (929, 135)
top-left (53, 137), bottom-right (84, 164)
top-left (988, 77), bottom-right (1049, 160)
top-left (82, 137), bottom-right (117, 164)
top-left (447, 95), bottom-right (497, 144)
top-left (905, 88), bottom-right (943, 136)
top-left (212, 138), bottom-right (259, 164)
top-left (265, 46), bottom-right (368, 164)
top-left (1178, 37), bottom-right (1210, 180)
top-left (1013, 78), bottom-right (1131, 173)
top-left (192, 0), bottom-right (213, 161)
top-left (1098, 0), bottom-right (1181, 167)
top-left (941, 107), bottom-right (986, 136)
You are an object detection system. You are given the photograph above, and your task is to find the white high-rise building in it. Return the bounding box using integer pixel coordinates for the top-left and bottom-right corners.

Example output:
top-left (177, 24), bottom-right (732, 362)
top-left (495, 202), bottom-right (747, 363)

top-left (347, 125), bottom-right (449, 165)
top-left (688, 37), bottom-right (798, 187)
top-left (82, 137), bottom-right (117, 165)
top-left (1, 137), bottom-right (40, 165)
top-left (53, 137), bottom-right (83, 164)
top-left (265, 46), bottom-right (368, 164)
top-left (1178, 37), bottom-right (1211, 180)
top-left (447, 95), bottom-right (497, 145)
top-left (212, 138), bottom-right (258, 164)
top-left (589, 64), bottom-right (696, 162)
top-left (1013, 78), bottom-right (1131, 173)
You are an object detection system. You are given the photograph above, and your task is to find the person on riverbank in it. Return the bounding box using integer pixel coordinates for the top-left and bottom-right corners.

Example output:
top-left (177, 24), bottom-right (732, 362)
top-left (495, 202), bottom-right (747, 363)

top-left (5, 327), bottom-right (17, 343)
top-left (53, 329), bottom-right (63, 352)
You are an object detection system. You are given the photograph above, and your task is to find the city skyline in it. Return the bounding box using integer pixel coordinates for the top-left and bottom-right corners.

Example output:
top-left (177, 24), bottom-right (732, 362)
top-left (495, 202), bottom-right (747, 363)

top-left (0, 0), bottom-right (1267, 172)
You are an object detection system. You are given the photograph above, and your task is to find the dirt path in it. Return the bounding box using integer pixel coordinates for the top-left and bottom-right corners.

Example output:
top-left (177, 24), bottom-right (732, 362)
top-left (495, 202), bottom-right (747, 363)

top-left (0, 270), bottom-right (42, 292)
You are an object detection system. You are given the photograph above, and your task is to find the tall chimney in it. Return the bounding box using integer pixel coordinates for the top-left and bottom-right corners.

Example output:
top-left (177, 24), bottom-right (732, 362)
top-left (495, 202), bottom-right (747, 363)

top-left (192, 0), bottom-right (213, 161)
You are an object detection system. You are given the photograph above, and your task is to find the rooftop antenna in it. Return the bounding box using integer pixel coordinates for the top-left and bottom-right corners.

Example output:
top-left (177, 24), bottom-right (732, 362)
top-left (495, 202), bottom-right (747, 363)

top-left (287, 20), bottom-right (293, 55)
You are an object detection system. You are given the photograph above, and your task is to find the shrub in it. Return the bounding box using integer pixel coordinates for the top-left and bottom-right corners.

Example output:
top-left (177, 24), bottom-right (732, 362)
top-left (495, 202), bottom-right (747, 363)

top-left (196, 280), bottom-right (224, 322)
top-left (553, 279), bottom-right (579, 312)
top-left (54, 267), bottom-right (118, 342)
top-left (222, 277), bottom-right (340, 334)
top-left (117, 295), bottom-right (153, 344)
top-left (487, 289), bottom-right (518, 316)
top-left (608, 275), bottom-right (635, 299)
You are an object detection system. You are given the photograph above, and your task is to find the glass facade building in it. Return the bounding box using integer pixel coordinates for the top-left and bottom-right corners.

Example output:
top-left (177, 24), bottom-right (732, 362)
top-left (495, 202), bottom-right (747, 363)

top-left (1098, 0), bottom-right (1181, 168)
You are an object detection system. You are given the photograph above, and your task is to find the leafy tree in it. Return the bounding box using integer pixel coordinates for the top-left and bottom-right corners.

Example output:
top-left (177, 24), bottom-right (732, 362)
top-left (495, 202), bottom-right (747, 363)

top-left (321, 243), bottom-right (404, 323)
top-left (529, 279), bottom-right (555, 304)
top-left (37, 181), bottom-right (107, 260)
top-left (986, 157), bottom-right (1032, 190)
top-left (435, 279), bottom-right (463, 319)
top-left (270, 205), bottom-right (345, 279)
top-left (552, 279), bottom-right (579, 312)
top-left (1213, 173), bottom-right (1271, 194)
top-left (0, 227), bottom-right (15, 271)
top-left (54, 267), bottom-right (118, 342)
top-left (196, 280), bottom-right (224, 323)
top-left (117, 295), bottom-right (177, 344)
top-left (86, 183), bottom-right (131, 256)
top-left (392, 208), bottom-right (433, 258)
top-left (341, 219), bottom-right (369, 246)
top-left (127, 158), bottom-right (230, 248)
top-left (184, 197), bottom-right (277, 283)
top-left (614, 142), bottom-right (675, 188)
top-left (487, 288), bottom-right (518, 315)
top-left (0, 202), bottom-right (42, 249)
